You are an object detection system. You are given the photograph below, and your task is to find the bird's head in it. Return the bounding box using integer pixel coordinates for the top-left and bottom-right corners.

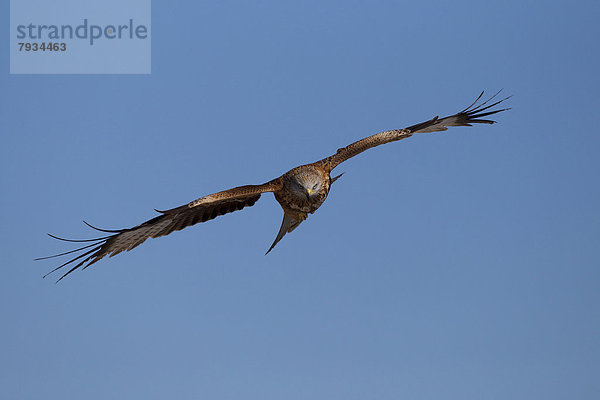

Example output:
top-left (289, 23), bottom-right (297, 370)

top-left (291, 172), bottom-right (323, 201)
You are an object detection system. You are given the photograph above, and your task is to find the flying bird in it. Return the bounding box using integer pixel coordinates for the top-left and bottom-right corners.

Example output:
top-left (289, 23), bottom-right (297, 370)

top-left (39, 91), bottom-right (510, 281)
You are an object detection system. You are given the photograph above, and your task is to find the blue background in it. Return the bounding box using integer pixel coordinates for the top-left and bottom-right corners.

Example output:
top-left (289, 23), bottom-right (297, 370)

top-left (2, 1), bottom-right (599, 399)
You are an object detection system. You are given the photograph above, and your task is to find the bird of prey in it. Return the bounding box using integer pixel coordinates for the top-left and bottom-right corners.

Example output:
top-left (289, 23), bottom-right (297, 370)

top-left (39, 91), bottom-right (510, 281)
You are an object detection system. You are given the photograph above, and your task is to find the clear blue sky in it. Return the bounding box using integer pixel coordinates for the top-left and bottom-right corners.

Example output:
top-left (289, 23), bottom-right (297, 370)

top-left (2, 1), bottom-right (599, 399)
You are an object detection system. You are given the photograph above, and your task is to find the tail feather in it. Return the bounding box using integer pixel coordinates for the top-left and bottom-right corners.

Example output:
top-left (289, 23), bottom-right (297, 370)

top-left (265, 212), bottom-right (307, 255)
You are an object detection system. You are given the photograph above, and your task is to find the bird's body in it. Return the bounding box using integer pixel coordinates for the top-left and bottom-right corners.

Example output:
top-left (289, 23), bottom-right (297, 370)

top-left (276, 164), bottom-right (331, 214)
top-left (39, 92), bottom-right (510, 281)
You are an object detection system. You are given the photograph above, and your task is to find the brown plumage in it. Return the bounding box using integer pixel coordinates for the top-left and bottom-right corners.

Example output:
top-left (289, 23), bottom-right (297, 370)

top-left (39, 91), bottom-right (510, 281)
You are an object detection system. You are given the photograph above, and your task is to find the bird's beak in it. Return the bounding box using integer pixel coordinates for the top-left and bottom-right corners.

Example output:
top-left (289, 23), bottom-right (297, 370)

top-left (305, 188), bottom-right (313, 200)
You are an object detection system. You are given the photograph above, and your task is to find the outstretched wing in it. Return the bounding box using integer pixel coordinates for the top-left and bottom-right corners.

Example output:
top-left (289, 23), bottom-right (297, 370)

top-left (320, 91), bottom-right (511, 171)
top-left (39, 180), bottom-right (282, 282)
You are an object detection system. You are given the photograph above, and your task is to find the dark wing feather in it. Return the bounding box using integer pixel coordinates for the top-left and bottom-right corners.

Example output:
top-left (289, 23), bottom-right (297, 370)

top-left (321, 91), bottom-right (510, 171)
top-left (39, 180), bottom-right (282, 282)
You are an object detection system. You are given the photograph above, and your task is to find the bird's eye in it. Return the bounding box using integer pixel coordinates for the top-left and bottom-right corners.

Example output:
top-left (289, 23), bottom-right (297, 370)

top-left (312, 183), bottom-right (319, 190)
